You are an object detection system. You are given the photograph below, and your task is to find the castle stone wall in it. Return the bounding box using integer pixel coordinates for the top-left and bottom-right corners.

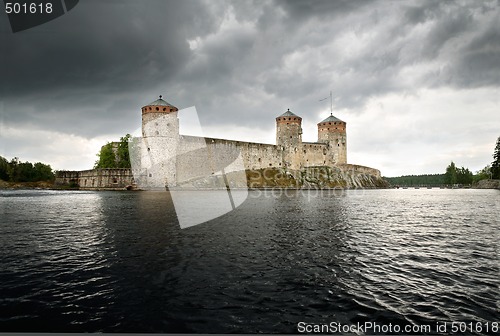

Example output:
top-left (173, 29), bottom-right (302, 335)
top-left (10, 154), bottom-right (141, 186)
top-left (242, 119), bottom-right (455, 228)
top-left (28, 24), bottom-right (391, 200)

top-left (173, 136), bottom-right (378, 185)
top-left (55, 169), bottom-right (135, 189)
top-left (302, 142), bottom-right (330, 167)
top-left (176, 136), bottom-right (283, 182)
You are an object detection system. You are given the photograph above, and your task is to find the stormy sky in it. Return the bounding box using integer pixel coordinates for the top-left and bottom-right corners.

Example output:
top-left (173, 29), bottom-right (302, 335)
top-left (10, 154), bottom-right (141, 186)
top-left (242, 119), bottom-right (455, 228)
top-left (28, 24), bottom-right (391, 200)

top-left (1, 0), bottom-right (499, 176)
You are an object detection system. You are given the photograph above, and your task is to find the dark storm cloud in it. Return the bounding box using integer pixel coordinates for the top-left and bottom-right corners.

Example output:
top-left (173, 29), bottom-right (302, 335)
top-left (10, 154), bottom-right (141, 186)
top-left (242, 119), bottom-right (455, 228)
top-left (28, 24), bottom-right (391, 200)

top-left (1, 0), bottom-right (499, 138)
top-left (438, 20), bottom-right (500, 88)
top-left (158, 0), bottom-right (500, 132)
top-left (270, 0), bottom-right (500, 110)
top-left (0, 0), bottom-right (220, 135)
top-left (275, 0), bottom-right (374, 20)
top-left (182, 28), bottom-right (256, 86)
top-left (3, 3), bottom-right (182, 95)
top-left (399, 1), bottom-right (500, 90)
top-left (404, 4), bottom-right (436, 24)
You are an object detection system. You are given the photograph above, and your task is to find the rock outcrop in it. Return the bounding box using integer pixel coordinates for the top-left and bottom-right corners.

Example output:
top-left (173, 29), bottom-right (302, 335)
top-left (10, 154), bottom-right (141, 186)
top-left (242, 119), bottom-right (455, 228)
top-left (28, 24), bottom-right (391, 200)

top-left (177, 166), bottom-right (389, 189)
top-left (474, 179), bottom-right (500, 189)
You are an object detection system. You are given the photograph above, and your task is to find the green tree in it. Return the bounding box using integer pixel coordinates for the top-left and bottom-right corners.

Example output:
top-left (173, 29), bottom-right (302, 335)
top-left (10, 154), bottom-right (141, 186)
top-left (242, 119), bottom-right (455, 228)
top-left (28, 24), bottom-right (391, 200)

top-left (94, 143), bottom-right (117, 168)
top-left (94, 134), bottom-right (132, 169)
top-left (1, 157), bottom-right (54, 182)
top-left (18, 162), bottom-right (35, 182)
top-left (492, 136), bottom-right (500, 179)
top-left (7, 157), bottom-right (20, 182)
top-left (473, 165), bottom-right (491, 183)
top-left (33, 162), bottom-right (55, 181)
top-left (7, 159), bottom-right (35, 182)
top-left (116, 134), bottom-right (131, 168)
top-left (384, 174), bottom-right (445, 187)
top-left (444, 161), bottom-right (457, 185)
top-left (456, 166), bottom-right (473, 185)
top-left (0, 156), bottom-right (9, 180)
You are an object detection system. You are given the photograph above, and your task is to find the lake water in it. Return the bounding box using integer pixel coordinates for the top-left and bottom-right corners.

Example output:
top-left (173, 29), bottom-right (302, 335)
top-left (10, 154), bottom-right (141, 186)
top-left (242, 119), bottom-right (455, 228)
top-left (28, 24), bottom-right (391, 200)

top-left (0, 189), bottom-right (499, 334)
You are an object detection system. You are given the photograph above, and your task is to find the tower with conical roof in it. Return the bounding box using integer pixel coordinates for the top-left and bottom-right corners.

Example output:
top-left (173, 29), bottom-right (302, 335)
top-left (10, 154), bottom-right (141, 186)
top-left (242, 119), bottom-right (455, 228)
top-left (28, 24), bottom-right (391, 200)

top-left (140, 95), bottom-right (180, 187)
top-left (276, 109), bottom-right (303, 169)
top-left (317, 114), bottom-right (347, 164)
top-left (141, 95), bottom-right (179, 138)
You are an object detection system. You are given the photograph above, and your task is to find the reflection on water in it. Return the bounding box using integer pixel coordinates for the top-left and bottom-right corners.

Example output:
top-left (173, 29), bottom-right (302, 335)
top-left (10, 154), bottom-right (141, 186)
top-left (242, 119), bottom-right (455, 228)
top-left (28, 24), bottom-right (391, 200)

top-left (0, 189), bottom-right (499, 333)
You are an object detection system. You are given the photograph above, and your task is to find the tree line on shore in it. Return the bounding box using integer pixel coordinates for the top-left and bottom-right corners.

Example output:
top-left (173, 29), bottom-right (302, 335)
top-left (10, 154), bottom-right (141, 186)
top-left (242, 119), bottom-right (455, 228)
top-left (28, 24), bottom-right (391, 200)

top-left (385, 136), bottom-right (500, 186)
top-left (0, 134), bottom-right (133, 184)
top-left (0, 156), bottom-right (54, 183)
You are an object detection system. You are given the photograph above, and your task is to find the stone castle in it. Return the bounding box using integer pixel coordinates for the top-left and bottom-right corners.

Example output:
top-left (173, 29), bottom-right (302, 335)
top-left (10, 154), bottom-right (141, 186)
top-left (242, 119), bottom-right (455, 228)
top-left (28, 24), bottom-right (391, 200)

top-left (56, 95), bottom-right (382, 189)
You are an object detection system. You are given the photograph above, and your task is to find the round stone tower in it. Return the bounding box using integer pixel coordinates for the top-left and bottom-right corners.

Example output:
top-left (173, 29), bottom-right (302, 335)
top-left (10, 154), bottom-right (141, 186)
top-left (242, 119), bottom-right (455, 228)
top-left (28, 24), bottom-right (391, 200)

top-left (276, 109), bottom-right (302, 147)
top-left (141, 95), bottom-right (180, 188)
top-left (142, 95), bottom-right (179, 138)
top-left (276, 109), bottom-right (303, 169)
top-left (318, 115), bottom-right (347, 164)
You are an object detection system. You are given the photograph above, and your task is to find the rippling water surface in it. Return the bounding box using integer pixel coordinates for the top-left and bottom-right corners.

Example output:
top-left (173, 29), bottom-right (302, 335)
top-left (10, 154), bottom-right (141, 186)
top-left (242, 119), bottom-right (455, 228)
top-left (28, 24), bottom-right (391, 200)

top-left (1, 189), bottom-right (499, 333)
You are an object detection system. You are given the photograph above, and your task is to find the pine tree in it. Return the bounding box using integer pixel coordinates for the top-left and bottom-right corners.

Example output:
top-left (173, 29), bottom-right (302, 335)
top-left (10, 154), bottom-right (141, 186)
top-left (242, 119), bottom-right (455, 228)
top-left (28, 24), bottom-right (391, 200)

top-left (444, 161), bottom-right (457, 185)
top-left (492, 136), bottom-right (500, 179)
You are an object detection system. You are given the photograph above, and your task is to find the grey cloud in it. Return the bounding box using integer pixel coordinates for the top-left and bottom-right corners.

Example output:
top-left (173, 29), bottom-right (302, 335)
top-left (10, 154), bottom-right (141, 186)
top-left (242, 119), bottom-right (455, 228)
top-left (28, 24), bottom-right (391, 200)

top-left (440, 22), bottom-right (500, 88)
top-left (2, 4), bottom-right (181, 95)
top-left (399, 2), bottom-right (500, 89)
top-left (2, 0), bottom-right (500, 139)
top-left (420, 9), bottom-right (474, 60)
top-left (403, 2), bottom-right (442, 25)
top-left (175, 0), bottom-right (500, 126)
top-left (275, 0), bottom-right (374, 21)
top-left (0, 0), bottom-right (222, 136)
top-left (184, 28), bottom-right (256, 86)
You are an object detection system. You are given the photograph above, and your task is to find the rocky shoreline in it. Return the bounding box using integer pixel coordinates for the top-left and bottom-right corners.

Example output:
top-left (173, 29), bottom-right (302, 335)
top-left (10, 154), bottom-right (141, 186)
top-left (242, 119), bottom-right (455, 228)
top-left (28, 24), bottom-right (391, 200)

top-left (0, 180), bottom-right (58, 190)
top-left (2, 166), bottom-right (389, 191)
top-left (474, 179), bottom-right (500, 189)
top-left (178, 167), bottom-right (390, 189)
